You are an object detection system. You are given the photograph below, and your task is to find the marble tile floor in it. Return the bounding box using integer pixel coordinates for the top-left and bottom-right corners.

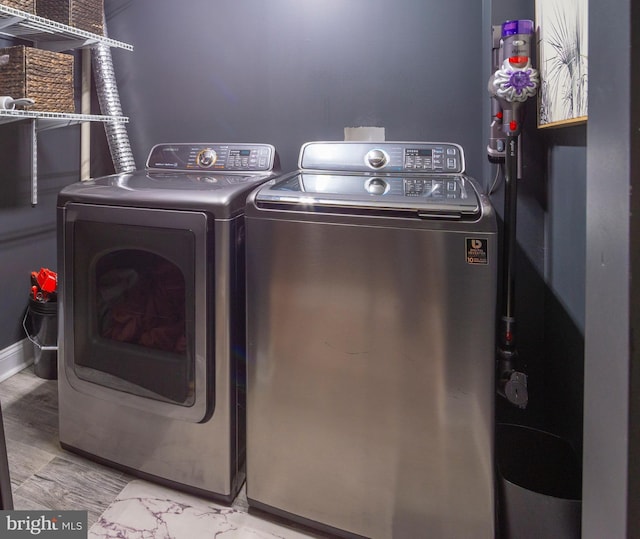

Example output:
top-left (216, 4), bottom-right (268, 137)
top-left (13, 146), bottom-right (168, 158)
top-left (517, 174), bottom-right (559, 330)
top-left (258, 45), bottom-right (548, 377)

top-left (0, 367), bottom-right (331, 538)
top-left (89, 479), bottom-right (317, 539)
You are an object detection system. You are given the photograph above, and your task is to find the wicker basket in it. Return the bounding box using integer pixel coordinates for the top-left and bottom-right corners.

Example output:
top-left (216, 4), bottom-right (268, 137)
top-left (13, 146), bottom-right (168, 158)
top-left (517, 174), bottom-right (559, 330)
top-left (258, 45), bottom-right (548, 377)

top-left (36, 0), bottom-right (103, 35)
top-left (0, 46), bottom-right (74, 113)
top-left (1, 1), bottom-right (36, 13)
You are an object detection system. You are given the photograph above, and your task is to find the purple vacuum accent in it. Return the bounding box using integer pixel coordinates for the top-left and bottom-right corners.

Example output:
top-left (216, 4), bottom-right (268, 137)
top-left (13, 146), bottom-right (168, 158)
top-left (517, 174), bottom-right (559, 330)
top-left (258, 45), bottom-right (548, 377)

top-left (506, 69), bottom-right (536, 95)
top-left (501, 19), bottom-right (534, 37)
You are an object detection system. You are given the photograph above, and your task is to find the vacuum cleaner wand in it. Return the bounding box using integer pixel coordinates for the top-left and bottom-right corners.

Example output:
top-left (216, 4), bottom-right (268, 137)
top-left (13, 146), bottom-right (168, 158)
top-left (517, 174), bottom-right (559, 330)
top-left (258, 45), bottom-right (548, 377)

top-left (488, 19), bottom-right (539, 408)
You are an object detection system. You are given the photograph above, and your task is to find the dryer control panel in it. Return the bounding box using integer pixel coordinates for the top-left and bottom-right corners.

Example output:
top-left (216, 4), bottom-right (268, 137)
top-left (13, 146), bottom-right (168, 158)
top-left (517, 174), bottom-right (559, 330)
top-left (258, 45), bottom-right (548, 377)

top-left (299, 141), bottom-right (465, 174)
top-left (146, 143), bottom-right (276, 172)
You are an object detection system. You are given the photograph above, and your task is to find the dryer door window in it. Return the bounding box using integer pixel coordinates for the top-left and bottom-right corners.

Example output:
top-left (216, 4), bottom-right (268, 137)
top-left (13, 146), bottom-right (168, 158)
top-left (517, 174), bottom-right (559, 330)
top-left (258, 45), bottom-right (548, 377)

top-left (63, 204), bottom-right (212, 422)
top-left (78, 240), bottom-right (192, 405)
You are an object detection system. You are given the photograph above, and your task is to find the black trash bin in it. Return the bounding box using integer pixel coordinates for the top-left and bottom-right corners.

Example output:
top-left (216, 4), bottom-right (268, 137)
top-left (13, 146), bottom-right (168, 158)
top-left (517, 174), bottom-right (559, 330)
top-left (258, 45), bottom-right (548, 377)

top-left (497, 423), bottom-right (581, 539)
top-left (23, 297), bottom-right (58, 380)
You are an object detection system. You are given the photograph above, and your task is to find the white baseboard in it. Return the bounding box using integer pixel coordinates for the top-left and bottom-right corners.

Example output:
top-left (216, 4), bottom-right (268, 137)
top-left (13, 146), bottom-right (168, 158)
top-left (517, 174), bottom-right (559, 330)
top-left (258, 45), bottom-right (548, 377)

top-left (0, 339), bottom-right (33, 383)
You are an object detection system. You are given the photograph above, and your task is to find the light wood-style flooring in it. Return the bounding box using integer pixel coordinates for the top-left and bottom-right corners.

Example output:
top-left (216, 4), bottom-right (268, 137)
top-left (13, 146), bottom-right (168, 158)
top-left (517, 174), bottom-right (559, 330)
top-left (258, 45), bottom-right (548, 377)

top-left (0, 367), bottom-right (131, 527)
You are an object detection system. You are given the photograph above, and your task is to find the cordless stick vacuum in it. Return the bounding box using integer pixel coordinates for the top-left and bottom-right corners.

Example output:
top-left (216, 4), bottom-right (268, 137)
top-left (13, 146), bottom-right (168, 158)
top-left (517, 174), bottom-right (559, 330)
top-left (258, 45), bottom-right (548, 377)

top-left (488, 20), bottom-right (539, 408)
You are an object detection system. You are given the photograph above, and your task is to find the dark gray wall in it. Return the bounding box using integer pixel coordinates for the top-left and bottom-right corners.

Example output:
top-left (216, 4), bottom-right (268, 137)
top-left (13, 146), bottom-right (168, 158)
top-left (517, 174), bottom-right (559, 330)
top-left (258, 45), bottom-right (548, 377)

top-left (584, 0), bottom-right (639, 536)
top-left (631, 0), bottom-right (640, 531)
top-left (98, 0), bottom-right (485, 178)
top-left (0, 126), bottom-right (79, 349)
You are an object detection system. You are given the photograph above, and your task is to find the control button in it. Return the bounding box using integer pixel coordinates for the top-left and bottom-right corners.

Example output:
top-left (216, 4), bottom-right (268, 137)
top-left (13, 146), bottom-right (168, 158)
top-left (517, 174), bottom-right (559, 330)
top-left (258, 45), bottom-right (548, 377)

top-left (365, 149), bottom-right (390, 169)
top-left (447, 181), bottom-right (457, 191)
top-left (447, 148), bottom-right (456, 155)
top-left (196, 149), bottom-right (217, 168)
top-left (447, 158), bottom-right (457, 169)
top-left (366, 178), bottom-right (388, 195)
top-left (497, 140), bottom-right (505, 152)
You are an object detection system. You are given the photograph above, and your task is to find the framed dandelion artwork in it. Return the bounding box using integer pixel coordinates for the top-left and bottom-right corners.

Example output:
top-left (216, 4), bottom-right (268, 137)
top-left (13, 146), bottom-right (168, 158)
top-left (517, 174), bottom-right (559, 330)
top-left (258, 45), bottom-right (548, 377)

top-left (536, 0), bottom-right (588, 128)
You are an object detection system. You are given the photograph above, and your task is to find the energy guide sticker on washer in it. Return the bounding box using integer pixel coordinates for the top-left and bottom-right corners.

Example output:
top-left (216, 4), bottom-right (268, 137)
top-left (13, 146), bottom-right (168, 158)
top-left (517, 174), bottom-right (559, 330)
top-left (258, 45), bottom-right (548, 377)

top-left (466, 238), bottom-right (489, 265)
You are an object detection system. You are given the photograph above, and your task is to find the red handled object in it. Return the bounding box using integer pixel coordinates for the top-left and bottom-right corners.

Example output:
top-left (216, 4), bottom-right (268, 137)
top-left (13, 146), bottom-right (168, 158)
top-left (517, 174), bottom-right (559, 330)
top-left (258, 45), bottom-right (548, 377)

top-left (35, 268), bottom-right (57, 293)
top-left (30, 268), bottom-right (58, 302)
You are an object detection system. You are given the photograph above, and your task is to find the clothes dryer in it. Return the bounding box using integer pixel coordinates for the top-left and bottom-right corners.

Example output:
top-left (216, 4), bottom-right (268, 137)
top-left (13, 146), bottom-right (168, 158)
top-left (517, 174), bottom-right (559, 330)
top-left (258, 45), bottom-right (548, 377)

top-left (57, 143), bottom-right (278, 502)
top-left (246, 141), bottom-right (497, 537)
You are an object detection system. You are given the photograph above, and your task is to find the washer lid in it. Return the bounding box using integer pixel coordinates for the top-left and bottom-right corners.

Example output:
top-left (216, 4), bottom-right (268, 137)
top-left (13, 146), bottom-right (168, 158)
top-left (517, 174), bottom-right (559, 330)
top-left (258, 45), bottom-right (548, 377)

top-left (255, 172), bottom-right (481, 219)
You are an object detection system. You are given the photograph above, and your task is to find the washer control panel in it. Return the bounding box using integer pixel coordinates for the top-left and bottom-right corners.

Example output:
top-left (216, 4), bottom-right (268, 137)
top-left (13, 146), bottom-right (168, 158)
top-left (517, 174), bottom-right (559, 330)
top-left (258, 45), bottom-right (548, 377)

top-left (404, 177), bottom-right (463, 198)
top-left (146, 143), bottom-right (276, 172)
top-left (300, 141), bottom-right (465, 174)
top-left (403, 147), bottom-right (460, 172)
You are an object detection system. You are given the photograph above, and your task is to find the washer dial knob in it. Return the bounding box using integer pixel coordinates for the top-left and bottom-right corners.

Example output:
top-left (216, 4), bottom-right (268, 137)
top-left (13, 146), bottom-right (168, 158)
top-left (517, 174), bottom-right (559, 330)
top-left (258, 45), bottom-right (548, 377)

top-left (365, 148), bottom-right (390, 169)
top-left (196, 148), bottom-right (217, 168)
top-left (366, 178), bottom-right (389, 195)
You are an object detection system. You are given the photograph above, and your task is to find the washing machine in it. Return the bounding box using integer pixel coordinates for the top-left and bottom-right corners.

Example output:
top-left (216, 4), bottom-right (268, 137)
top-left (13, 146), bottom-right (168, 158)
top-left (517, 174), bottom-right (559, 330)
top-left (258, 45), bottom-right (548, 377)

top-left (245, 141), bottom-right (497, 538)
top-left (57, 143), bottom-right (278, 502)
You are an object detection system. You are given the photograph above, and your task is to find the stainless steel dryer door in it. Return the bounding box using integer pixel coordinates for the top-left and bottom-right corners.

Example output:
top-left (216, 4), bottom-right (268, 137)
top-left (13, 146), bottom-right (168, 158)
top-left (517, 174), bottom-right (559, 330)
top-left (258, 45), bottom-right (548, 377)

top-left (61, 203), bottom-right (213, 423)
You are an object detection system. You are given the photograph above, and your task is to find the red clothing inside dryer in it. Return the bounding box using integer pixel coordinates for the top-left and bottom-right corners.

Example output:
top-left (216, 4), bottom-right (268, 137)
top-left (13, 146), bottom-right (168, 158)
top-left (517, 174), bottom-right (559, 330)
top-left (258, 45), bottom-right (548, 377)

top-left (100, 261), bottom-right (187, 354)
